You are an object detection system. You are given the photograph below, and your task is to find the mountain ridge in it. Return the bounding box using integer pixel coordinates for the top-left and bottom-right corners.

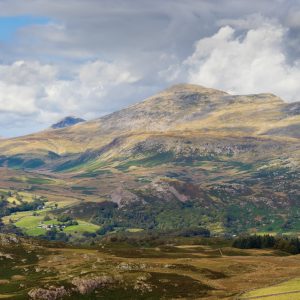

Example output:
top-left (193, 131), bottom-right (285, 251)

top-left (0, 83), bottom-right (298, 157)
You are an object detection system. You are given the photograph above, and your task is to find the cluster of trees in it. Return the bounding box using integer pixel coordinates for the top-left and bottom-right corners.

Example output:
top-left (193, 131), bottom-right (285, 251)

top-left (233, 234), bottom-right (300, 254)
top-left (0, 218), bottom-right (23, 235)
top-left (8, 198), bottom-right (45, 214)
top-left (96, 224), bottom-right (115, 236)
top-left (176, 227), bottom-right (210, 238)
top-left (56, 214), bottom-right (78, 226)
top-left (0, 190), bottom-right (46, 217)
top-left (42, 228), bottom-right (69, 242)
top-left (97, 227), bottom-right (212, 247)
top-left (89, 199), bottom-right (212, 232)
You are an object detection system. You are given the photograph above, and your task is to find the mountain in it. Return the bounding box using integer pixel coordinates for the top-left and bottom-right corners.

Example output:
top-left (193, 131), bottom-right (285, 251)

top-left (0, 84), bottom-right (299, 156)
top-left (51, 116), bottom-right (86, 129)
top-left (0, 84), bottom-right (299, 235)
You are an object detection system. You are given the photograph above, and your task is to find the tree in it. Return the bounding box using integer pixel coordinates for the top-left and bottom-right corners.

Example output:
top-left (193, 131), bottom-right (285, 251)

top-left (44, 215), bottom-right (51, 221)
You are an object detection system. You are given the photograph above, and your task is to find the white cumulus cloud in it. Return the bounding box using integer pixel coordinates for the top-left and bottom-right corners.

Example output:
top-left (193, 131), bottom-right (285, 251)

top-left (181, 22), bottom-right (300, 102)
top-left (0, 59), bottom-right (139, 136)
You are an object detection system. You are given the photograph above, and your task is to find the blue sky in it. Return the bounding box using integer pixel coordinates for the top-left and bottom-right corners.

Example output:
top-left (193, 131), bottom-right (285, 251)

top-left (0, 15), bottom-right (48, 41)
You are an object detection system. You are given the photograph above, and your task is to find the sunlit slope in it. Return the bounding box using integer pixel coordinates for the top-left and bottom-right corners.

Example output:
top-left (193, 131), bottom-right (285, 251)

top-left (0, 84), bottom-right (299, 171)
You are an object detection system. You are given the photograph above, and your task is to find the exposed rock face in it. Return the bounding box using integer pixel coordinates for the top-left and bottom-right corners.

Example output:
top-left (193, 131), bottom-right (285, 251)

top-left (0, 234), bottom-right (19, 246)
top-left (51, 116), bottom-right (85, 129)
top-left (71, 275), bottom-right (121, 295)
top-left (28, 275), bottom-right (122, 299)
top-left (0, 252), bottom-right (13, 259)
top-left (117, 262), bottom-right (147, 271)
top-left (110, 186), bottom-right (141, 207)
top-left (28, 286), bottom-right (69, 300)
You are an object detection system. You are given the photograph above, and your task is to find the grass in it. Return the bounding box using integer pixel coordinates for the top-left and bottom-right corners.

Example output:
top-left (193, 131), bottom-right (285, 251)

top-left (4, 208), bottom-right (99, 236)
top-left (2, 198), bottom-right (74, 224)
top-left (12, 215), bottom-right (99, 235)
top-left (6, 192), bottom-right (37, 205)
top-left (63, 220), bottom-right (100, 233)
top-left (2, 210), bottom-right (32, 224)
top-left (242, 278), bottom-right (300, 299)
top-left (116, 152), bottom-right (175, 171)
top-left (14, 215), bottom-right (45, 236)
top-left (9, 176), bottom-right (55, 185)
top-left (6, 197), bottom-right (22, 205)
top-left (126, 228), bottom-right (144, 233)
top-left (0, 188), bottom-right (100, 238)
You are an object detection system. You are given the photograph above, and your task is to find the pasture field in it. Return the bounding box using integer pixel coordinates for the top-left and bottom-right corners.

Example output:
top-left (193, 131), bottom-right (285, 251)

top-left (63, 220), bottom-right (100, 233)
top-left (0, 186), bottom-right (101, 237)
top-left (14, 215), bottom-right (45, 236)
top-left (9, 214), bottom-right (100, 236)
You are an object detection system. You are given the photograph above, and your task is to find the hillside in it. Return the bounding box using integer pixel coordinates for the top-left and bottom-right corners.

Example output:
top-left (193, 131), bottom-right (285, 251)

top-left (0, 84), bottom-right (299, 235)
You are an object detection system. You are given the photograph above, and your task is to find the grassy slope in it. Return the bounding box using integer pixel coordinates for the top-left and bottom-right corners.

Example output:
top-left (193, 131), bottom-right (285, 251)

top-left (242, 278), bottom-right (300, 299)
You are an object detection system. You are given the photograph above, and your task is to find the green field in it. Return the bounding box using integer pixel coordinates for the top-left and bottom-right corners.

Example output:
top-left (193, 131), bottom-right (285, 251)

top-left (9, 213), bottom-right (100, 236)
top-left (14, 215), bottom-right (45, 235)
top-left (242, 278), bottom-right (300, 299)
top-left (2, 210), bottom-right (35, 223)
top-left (63, 220), bottom-right (100, 233)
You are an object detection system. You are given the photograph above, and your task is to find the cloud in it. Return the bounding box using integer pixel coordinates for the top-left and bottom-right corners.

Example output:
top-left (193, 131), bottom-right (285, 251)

top-left (177, 21), bottom-right (300, 102)
top-left (0, 1), bottom-right (300, 136)
top-left (0, 59), bottom-right (139, 136)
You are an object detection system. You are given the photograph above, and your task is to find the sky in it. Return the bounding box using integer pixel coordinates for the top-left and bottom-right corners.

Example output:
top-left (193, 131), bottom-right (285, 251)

top-left (0, 0), bottom-right (300, 137)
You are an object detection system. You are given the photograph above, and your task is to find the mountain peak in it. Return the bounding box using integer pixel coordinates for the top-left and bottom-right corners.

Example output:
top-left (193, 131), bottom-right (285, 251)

top-left (51, 116), bottom-right (86, 129)
top-left (163, 83), bottom-right (228, 95)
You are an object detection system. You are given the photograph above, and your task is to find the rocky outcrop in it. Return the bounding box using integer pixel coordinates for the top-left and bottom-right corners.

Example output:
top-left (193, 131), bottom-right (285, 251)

top-left (71, 275), bottom-right (121, 295)
top-left (28, 286), bottom-right (69, 300)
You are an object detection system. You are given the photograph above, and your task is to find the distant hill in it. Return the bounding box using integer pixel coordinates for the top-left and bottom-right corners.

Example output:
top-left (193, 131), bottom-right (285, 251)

top-left (0, 84), bottom-right (298, 234)
top-left (51, 116), bottom-right (85, 129)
